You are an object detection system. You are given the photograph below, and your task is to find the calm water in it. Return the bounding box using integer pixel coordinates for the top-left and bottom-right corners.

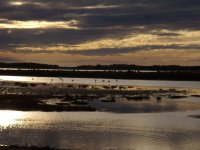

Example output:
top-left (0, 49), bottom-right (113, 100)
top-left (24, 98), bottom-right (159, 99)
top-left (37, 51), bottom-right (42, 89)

top-left (0, 110), bottom-right (200, 150)
top-left (1, 75), bottom-right (200, 88)
top-left (1, 75), bottom-right (200, 149)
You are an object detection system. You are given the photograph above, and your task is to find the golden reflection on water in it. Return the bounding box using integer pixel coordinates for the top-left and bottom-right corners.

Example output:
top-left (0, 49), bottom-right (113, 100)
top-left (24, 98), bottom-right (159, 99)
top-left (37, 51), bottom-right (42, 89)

top-left (0, 111), bottom-right (24, 128)
top-left (0, 76), bottom-right (27, 82)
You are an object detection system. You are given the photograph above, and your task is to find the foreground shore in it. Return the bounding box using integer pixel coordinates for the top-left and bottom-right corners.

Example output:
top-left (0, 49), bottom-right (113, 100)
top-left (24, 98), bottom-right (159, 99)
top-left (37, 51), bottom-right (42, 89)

top-left (0, 81), bottom-right (200, 113)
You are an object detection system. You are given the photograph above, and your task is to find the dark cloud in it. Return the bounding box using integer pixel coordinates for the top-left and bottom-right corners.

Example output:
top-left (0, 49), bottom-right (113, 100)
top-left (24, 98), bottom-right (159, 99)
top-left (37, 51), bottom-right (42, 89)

top-left (0, 0), bottom-right (200, 28)
top-left (0, 0), bottom-right (200, 59)
top-left (0, 28), bottom-right (133, 46)
top-left (65, 45), bottom-right (200, 56)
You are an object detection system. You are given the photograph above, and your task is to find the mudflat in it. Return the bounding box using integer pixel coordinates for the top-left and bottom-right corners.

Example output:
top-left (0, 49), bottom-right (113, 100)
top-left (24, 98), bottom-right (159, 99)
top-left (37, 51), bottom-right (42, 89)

top-left (0, 81), bottom-right (200, 112)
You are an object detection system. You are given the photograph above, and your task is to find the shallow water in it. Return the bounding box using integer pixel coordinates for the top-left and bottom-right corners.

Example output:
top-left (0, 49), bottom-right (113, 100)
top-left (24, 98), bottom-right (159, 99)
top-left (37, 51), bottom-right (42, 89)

top-left (1, 75), bottom-right (200, 89)
top-left (0, 110), bottom-right (200, 150)
top-left (0, 75), bottom-right (200, 149)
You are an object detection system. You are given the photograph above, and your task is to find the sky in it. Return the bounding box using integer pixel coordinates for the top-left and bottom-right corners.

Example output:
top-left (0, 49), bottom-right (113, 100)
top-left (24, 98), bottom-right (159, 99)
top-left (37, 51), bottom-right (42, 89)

top-left (0, 0), bottom-right (200, 66)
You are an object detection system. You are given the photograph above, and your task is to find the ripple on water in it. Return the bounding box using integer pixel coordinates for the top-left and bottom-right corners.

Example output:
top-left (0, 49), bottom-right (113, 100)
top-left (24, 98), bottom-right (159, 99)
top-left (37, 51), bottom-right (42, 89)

top-left (0, 111), bottom-right (200, 149)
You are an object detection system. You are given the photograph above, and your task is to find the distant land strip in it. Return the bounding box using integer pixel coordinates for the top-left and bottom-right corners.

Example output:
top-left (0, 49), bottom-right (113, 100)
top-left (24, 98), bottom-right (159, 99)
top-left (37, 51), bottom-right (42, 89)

top-left (0, 70), bottom-right (200, 81)
top-left (1, 62), bottom-right (200, 71)
top-left (1, 63), bottom-right (200, 81)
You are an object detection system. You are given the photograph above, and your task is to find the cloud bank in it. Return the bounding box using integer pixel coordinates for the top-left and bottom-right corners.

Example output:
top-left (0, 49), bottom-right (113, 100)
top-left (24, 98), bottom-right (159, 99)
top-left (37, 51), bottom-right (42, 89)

top-left (0, 0), bottom-right (200, 66)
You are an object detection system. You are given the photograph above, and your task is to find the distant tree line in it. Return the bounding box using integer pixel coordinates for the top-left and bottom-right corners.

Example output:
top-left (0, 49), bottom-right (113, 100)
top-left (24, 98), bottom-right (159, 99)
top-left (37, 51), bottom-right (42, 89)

top-left (0, 62), bottom-right (200, 71)
top-left (75, 64), bottom-right (200, 71)
top-left (0, 70), bottom-right (200, 81)
top-left (0, 62), bottom-right (59, 69)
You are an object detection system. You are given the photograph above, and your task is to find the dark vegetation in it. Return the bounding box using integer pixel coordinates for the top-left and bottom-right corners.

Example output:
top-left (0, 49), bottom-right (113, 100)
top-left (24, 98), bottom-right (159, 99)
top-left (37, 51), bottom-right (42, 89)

top-left (1, 62), bottom-right (200, 71)
top-left (0, 70), bottom-right (200, 81)
top-left (168, 95), bottom-right (187, 99)
top-left (191, 95), bottom-right (200, 97)
top-left (189, 115), bottom-right (200, 119)
top-left (0, 62), bottom-right (59, 69)
top-left (126, 95), bottom-right (150, 101)
top-left (1, 63), bottom-right (200, 81)
top-left (75, 64), bottom-right (200, 71)
top-left (0, 94), bottom-right (95, 112)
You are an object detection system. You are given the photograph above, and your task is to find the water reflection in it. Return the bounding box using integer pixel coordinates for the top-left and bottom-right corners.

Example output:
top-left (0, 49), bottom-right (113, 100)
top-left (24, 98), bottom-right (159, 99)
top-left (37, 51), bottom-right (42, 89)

top-left (0, 110), bottom-right (24, 128)
top-left (0, 110), bottom-right (200, 149)
top-left (0, 76), bottom-right (28, 82)
top-left (1, 75), bottom-right (200, 88)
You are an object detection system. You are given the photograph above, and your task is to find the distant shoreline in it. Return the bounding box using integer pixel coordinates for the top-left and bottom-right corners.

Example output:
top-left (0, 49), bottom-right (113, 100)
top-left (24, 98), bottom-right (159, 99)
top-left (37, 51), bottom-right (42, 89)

top-left (1, 62), bottom-right (200, 71)
top-left (0, 69), bottom-right (200, 81)
top-left (1, 63), bottom-right (200, 81)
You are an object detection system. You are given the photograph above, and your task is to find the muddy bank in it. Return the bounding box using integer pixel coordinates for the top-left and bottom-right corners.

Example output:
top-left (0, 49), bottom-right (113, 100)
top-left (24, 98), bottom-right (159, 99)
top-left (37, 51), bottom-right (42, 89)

top-left (189, 115), bottom-right (200, 119)
top-left (0, 94), bottom-right (95, 112)
top-left (0, 81), bottom-right (200, 112)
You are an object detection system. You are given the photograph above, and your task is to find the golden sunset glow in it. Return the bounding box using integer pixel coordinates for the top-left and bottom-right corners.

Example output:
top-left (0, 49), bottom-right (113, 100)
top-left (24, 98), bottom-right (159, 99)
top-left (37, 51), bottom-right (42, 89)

top-left (0, 76), bottom-right (28, 82)
top-left (15, 30), bottom-right (200, 53)
top-left (0, 0), bottom-right (200, 66)
top-left (10, 1), bottom-right (25, 6)
top-left (0, 111), bottom-right (24, 127)
top-left (72, 5), bottom-right (119, 9)
top-left (1, 1), bottom-right (200, 150)
top-left (1, 49), bottom-right (200, 66)
top-left (0, 19), bottom-right (79, 29)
